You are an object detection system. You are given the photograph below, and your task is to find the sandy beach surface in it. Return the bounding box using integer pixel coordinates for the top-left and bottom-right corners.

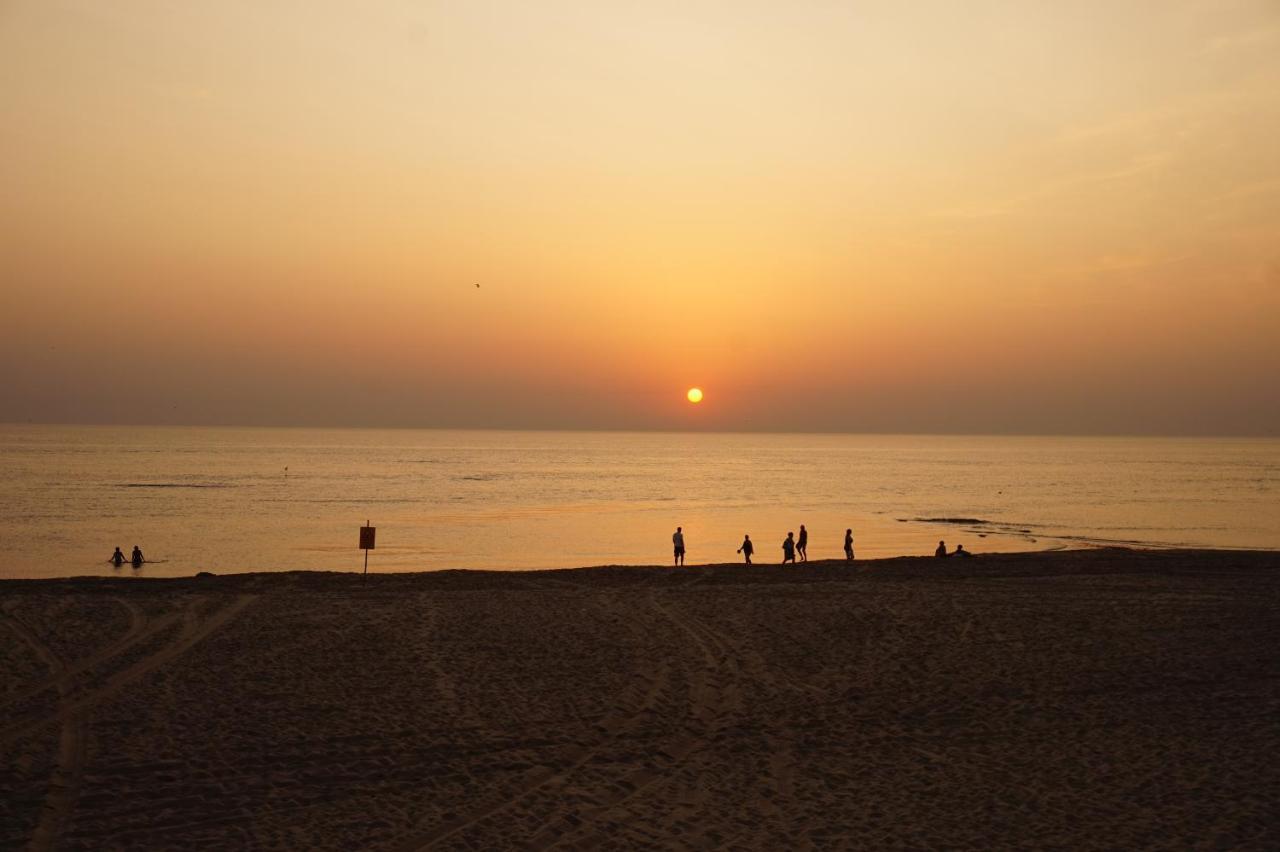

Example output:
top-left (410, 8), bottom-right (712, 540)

top-left (2, 548), bottom-right (1277, 850)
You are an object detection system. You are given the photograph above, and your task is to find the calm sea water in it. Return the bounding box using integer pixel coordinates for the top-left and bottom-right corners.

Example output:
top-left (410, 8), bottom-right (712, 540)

top-left (0, 426), bottom-right (1276, 579)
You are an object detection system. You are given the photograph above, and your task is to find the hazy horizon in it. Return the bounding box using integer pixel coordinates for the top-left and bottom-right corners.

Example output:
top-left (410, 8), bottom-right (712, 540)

top-left (3, 1), bottom-right (1278, 436)
top-left (5, 421), bottom-right (1280, 440)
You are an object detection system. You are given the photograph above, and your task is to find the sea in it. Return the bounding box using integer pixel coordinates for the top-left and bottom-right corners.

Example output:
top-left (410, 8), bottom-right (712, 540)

top-left (1, 425), bottom-right (1277, 579)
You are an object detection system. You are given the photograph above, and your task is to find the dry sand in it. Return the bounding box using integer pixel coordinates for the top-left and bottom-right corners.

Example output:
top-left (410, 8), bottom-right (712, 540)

top-left (2, 548), bottom-right (1277, 850)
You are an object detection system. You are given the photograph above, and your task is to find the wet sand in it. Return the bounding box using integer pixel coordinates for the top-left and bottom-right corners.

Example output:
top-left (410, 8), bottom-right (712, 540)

top-left (2, 548), bottom-right (1278, 850)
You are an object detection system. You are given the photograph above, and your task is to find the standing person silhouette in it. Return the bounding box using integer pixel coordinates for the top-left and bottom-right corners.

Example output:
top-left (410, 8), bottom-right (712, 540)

top-left (844, 529), bottom-right (854, 561)
top-left (110, 547), bottom-right (125, 567)
top-left (797, 525), bottom-right (808, 561)
top-left (131, 545), bottom-right (145, 568)
top-left (737, 534), bottom-right (754, 564)
top-left (782, 532), bottom-right (796, 564)
top-left (672, 527), bottom-right (685, 566)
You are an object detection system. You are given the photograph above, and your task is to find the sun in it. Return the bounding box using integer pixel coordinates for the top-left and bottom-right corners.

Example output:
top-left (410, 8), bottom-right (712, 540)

top-left (686, 387), bottom-right (704, 404)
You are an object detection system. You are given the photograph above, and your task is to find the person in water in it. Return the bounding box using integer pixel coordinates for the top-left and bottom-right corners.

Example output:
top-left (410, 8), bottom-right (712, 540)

top-left (782, 531), bottom-right (796, 564)
top-left (797, 525), bottom-right (808, 561)
top-left (737, 534), bottom-right (754, 564)
top-left (672, 527), bottom-right (685, 567)
top-left (935, 540), bottom-right (948, 558)
top-left (110, 547), bottom-right (125, 567)
top-left (844, 529), bottom-right (854, 561)
top-left (953, 544), bottom-right (972, 557)
top-left (131, 545), bottom-right (145, 568)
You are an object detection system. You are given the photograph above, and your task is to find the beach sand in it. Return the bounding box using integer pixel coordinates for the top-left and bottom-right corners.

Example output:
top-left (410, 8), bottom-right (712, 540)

top-left (2, 548), bottom-right (1277, 850)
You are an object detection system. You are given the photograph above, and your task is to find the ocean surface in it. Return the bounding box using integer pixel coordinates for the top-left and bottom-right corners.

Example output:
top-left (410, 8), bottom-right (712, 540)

top-left (0, 426), bottom-right (1277, 579)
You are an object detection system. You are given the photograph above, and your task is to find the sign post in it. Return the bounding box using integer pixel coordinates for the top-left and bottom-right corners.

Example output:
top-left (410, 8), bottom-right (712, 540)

top-left (359, 520), bottom-right (376, 575)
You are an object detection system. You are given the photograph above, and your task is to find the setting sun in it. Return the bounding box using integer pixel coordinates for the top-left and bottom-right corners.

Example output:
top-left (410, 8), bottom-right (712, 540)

top-left (686, 388), bottom-right (704, 404)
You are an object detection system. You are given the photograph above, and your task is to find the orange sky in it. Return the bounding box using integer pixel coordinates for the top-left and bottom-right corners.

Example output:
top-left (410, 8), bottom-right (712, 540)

top-left (2, 1), bottom-right (1278, 433)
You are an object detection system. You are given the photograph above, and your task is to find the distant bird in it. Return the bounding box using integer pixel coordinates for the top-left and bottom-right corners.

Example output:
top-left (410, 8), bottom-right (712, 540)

top-left (474, 283), bottom-right (480, 288)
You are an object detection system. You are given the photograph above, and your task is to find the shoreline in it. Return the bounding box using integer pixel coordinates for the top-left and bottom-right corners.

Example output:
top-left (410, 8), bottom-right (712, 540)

top-left (6, 428), bottom-right (1277, 579)
top-left (4, 545), bottom-right (1277, 586)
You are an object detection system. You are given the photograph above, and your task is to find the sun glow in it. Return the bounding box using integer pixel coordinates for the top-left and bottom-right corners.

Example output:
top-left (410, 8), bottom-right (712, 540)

top-left (1, 3), bottom-right (1275, 435)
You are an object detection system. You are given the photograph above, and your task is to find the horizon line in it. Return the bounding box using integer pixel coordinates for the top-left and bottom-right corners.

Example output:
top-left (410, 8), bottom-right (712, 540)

top-left (2, 420), bottom-right (1278, 441)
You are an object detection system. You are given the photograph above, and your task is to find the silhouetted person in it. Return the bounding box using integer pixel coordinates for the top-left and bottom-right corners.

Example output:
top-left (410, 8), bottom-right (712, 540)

top-left (797, 525), bottom-right (808, 561)
top-left (782, 532), bottom-right (796, 564)
top-left (672, 527), bottom-right (685, 566)
top-left (131, 545), bottom-right (144, 568)
top-left (737, 534), bottom-right (754, 564)
top-left (844, 529), bottom-right (854, 561)
top-left (953, 544), bottom-right (972, 558)
top-left (935, 540), bottom-right (948, 558)
top-left (110, 547), bottom-right (125, 567)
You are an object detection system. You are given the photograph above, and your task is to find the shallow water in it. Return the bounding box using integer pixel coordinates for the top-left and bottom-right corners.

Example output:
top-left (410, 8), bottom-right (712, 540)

top-left (0, 426), bottom-right (1276, 578)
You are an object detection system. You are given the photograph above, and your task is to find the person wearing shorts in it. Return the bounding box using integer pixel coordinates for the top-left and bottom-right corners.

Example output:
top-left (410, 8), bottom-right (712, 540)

top-left (672, 526), bottom-right (685, 566)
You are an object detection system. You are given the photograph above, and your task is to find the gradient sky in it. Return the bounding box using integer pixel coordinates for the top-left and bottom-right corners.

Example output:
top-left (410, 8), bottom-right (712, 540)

top-left (2, 1), bottom-right (1278, 434)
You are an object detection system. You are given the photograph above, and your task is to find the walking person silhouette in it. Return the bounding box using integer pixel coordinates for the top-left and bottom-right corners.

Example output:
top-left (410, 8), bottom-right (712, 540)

top-left (782, 531), bottom-right (796, 564)
top-left (737, 534), bottom-right (754, 564)
top-left (797, 524), bottom-right (808, 561)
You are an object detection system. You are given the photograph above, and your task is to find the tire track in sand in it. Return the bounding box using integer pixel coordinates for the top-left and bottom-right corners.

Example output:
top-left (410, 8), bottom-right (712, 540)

top-left (0, 595), bottom-right (258, 749)
top-left (525, 591), bottom-right (749, 850)
top-left (392, 588), bottom-right (676, 852)
top-left (1, 597), bottom-right (171, 711)
top-left (0, 610), bottom-right (88, 852)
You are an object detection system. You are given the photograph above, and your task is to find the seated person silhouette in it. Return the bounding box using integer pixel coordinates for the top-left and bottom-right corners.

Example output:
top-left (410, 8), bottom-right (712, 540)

top-left (131, 546), bottom-right (145, 568)
top-left (110, 547), bottom-right (125, 567)
top-left (953, 544), bottom-right (972, 557)
top-left (935, 540), bottom-right (948, 557)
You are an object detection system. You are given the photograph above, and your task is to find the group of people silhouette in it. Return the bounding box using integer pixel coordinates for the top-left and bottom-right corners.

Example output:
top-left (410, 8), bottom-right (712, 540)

top-left (672, 527), bottom-right (976, 565)
top-left (109, 546), bottom-right (145, 568)
top-left (674, 525), bottom-right (858, 566)
top-left (935, 540), bottom-right (972, 558)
